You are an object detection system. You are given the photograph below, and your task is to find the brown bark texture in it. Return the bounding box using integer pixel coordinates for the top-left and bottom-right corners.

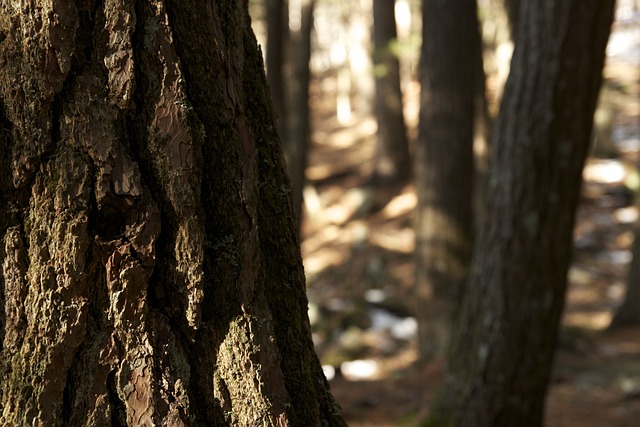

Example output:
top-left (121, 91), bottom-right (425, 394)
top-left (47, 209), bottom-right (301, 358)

top-left (427, 1), bottom-right (615, 426)
top-left (0, 1), bottom-right (345, 426)
top-left (372, 0), bottom-right (411, 186)
top-left (414, 0), bottom-right (481, 361)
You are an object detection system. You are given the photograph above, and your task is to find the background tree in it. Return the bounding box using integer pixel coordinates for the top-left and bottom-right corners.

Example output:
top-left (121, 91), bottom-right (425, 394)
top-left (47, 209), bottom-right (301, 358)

top-left (414, 0), bottom-right (483, 361)
top-left (0, 1), bottom-right (345, 425)
top-left (265, 0), bottom-right (314, 228)
top-left (266, 0), bottom-right (289, 140)
top-left (372, 0), bottom-right (411, 187)
top-left (285, 0), bottom-right (316, 226)
top-left (611, 204), bottom-right (640, 327)
top-left (609, 73), bottom-right (640, 328)
top-left (427, 1), bottom-right (615, 425)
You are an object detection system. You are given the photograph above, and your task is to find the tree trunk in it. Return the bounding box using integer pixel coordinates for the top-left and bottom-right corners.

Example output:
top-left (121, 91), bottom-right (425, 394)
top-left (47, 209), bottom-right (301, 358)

top-left (611, 218), bottom-right (640, 327)
top-left (285, 0), bottom-right (315, 227)
top-left (414, 0), bottom-right (481, 361)
top-left (0, 1), bottom-right (345, 426)
top-left (266, 0), bottom-right (289, 141)
top-left (610, 72), bottom-right (640, 328)
top-left (372, 0), bottom-right (411, 186)
top-left (428, 1), bottom-right (615, 425)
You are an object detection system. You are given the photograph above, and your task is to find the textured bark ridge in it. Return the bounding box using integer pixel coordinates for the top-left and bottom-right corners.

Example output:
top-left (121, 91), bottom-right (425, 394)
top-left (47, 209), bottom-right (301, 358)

top-left (0, 1), bottom-right (344, 426)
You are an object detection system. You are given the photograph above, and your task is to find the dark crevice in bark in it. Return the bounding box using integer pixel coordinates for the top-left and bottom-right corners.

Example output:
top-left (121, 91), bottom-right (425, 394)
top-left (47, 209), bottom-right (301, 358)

top-left (107, 368), bottom-right (127, 427)
top-left (94, 204), bottom-right (127, 240)
top-left (125, 1), bottom-right (159, 183)
top-left (86, 165), bottom-right (115, 364)
top-left (0, 243), bottom-right (5, 354)
top-left (62, 360), bottom-right (75, 423)
top-left (0, 103), bottom-right (13, 196)
top-left (187, 328), bottom-right (228, 425)
top-left (42, 0), bottom-right (102, 182)
top-left (74, 0), bottom-right (102, 69)
top-left (0, 104), bottom-right (25, 353)
top-left (128, 9), bottom-right (198, 346)
top-left (145, 217), bottom-right (175, 315)
top-left (163, 1), bottom-right (243, 328)
top-left (91, 257), bottom-right (110, 335)
top-left (49, 85), bottom-right (65, 157)
top-left (127, 1), bottom-right (177, 322)
top-left (131, 4), bottom-right (233, 422)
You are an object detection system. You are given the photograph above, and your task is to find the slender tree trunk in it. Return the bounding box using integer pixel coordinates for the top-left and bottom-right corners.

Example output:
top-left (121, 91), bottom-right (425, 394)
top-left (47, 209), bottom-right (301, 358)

top-left (285, 0), bottom-right (315, 227)
top-left (414, 0), bottom-right (481, 361)
top-left (266, 0), bottom-right (289, 141)
top-left (350, 0), bottom-right (375, 118)
top-left (609, 63), bottom-right (640, 328)
top-left (611, 216), bottom-right (640, 327)
top-left (372, 0), bottom-right (411, 186)
top-left (428, 1), bottom-right (615, 425)
top-left (0, 1), bottom-right (345, 425)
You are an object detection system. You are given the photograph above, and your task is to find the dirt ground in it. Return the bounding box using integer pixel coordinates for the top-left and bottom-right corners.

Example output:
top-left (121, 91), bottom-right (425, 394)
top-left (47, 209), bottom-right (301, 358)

top-left (299, 11), bottom-right (640, 427)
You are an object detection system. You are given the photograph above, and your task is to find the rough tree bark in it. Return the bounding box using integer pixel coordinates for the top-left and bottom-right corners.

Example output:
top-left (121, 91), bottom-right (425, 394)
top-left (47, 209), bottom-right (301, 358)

top-left (372, 0), bottom-right (411, 187)
top-left (427, 1), bottom-right (615, 426)
top-left (0, 1), bottom-right (345, 425)
top-left (414, 0), bottom-right (481, 361)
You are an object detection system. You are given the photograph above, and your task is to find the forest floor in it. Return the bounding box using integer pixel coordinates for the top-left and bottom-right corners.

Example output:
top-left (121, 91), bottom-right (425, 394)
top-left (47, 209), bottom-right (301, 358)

top-left (299, 11), bottom-right (640, 427)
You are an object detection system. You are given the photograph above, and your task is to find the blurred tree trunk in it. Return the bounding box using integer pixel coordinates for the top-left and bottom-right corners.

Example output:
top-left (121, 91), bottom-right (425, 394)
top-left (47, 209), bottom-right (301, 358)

top-left (611, 212), bottom-right (640, 327)
top-left (427, 1), bottom-right (615, 426)
top-left (266, 0), bottom-right (289, 140)
top-left (414, 0), bottom-right (482, 361)
top-left (609, 55), bottom-right (640, 329)
top-left (503, 0), bottom-right (521, 43)
top-left (351, 0), bottom-right (375, 117)
top-left (0, 1), bottom-right (346, 425)
top-left (285, 0), bottom-right (315, 227)
top-left (372, 0), bottom-right (411, 187)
